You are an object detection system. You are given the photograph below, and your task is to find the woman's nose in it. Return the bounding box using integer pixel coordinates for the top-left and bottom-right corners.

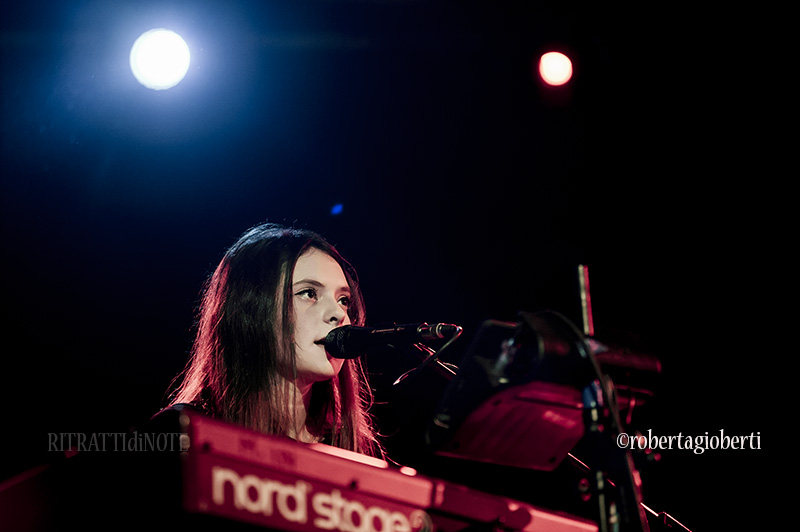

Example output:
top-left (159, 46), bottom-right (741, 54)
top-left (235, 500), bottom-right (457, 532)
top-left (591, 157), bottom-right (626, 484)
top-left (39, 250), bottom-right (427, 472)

top-left (325, 298), bottom-right (347, 324)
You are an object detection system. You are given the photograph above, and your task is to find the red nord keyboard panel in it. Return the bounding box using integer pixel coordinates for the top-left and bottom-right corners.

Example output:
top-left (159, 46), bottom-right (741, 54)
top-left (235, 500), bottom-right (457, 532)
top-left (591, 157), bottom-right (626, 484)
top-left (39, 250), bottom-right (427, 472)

top-left (177, 409), bottom-right (597, 532)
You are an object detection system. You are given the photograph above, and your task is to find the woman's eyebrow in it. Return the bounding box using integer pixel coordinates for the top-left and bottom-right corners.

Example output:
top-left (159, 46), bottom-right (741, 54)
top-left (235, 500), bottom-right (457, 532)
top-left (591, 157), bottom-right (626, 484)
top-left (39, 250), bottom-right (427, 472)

top-left (293, 278), bottom-right (351, 293)
top-left (293, 278), bottom-right (324, 287)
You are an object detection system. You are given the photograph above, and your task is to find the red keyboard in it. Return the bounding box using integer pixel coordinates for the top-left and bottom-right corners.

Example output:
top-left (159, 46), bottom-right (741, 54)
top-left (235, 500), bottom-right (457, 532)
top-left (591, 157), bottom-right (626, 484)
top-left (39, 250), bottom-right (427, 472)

top-left (177, 409), bottom-right (597, 532)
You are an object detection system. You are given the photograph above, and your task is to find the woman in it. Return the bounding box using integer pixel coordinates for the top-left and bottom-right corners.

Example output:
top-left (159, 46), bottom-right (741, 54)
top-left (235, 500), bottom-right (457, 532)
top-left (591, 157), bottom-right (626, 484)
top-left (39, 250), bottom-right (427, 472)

top-left (164, 223), bottom-right (382, 457)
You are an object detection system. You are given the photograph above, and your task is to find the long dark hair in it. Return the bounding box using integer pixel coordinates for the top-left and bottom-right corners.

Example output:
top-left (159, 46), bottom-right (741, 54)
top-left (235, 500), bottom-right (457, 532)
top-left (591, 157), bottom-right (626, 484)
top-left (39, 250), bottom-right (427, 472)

top-left (168, 223), bottom-right (381, 456)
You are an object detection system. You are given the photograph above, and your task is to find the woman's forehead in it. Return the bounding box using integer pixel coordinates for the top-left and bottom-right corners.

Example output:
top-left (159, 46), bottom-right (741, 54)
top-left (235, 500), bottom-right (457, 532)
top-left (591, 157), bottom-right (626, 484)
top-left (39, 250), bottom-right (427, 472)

top-left (293, 248), bottom-right (348, 287)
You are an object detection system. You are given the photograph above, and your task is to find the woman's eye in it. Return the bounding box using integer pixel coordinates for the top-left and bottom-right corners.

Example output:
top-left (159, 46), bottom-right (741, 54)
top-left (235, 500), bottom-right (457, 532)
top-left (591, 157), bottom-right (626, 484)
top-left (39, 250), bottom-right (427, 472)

top-left (297, 288), bottom-right (317, 300)
top-left (338, 296), bottom-right (351, 307)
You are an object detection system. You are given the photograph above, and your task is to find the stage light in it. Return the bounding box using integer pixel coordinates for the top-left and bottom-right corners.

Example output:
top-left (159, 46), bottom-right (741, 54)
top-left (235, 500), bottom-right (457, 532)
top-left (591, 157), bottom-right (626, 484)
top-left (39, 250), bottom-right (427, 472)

top-left (130, 29), bottom-right (191, 90)
top-left (331, 203), bottom-right (344, 215)
top-left (538, 51), bottom-right (573, 86)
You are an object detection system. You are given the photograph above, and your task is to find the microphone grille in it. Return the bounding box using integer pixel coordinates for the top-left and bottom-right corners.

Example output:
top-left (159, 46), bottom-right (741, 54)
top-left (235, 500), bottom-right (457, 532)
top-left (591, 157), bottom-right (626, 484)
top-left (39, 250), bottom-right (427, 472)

top-left (325, 326), bottom-right (352, 359)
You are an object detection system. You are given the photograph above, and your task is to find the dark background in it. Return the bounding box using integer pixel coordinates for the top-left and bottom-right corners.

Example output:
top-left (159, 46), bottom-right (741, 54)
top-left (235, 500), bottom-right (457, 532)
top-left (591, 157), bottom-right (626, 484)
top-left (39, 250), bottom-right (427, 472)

top-left (1, 1), bottom-right (784, 530)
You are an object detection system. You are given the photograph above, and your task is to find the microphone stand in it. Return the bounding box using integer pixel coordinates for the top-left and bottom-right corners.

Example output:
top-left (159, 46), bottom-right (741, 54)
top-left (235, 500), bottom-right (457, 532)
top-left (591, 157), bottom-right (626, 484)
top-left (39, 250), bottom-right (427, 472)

top-left (392, 328), bottom-right (462, 386)
top-left (580, 376), bottom-right (652, 532)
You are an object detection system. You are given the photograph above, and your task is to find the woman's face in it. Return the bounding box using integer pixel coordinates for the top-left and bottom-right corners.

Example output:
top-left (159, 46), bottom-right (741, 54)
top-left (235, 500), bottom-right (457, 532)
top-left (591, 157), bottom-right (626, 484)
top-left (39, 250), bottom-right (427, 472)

top-left (290, 247), bottom-right (351, 388)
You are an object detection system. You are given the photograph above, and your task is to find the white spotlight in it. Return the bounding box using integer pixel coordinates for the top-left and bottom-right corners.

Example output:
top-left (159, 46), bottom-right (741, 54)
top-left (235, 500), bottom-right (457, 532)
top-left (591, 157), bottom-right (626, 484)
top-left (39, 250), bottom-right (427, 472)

top-left (130, 29), bottom-right (191, 90)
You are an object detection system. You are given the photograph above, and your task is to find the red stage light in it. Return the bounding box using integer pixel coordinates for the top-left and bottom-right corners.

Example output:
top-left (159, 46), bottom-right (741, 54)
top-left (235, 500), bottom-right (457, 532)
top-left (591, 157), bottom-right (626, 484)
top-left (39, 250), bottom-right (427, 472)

top-left (539, 51), bottom-right (573, 86)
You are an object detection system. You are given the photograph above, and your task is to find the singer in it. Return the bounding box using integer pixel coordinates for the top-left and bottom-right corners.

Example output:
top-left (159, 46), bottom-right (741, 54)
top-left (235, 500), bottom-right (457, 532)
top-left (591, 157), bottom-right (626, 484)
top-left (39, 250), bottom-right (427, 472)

top-left (157, 223), bottom-right (383, 457)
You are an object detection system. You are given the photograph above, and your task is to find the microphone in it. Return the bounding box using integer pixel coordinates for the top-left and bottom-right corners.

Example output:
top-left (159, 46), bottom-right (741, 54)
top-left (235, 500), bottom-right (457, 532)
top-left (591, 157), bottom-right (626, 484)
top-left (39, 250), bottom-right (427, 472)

top-left (324, 323), bottom-right (461, 359)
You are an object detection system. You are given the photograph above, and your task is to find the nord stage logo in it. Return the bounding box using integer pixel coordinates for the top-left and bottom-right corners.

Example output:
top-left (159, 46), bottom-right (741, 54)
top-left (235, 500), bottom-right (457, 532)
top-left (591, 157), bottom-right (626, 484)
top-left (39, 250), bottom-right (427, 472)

top-left (210, 466), bottom-right (434, 532)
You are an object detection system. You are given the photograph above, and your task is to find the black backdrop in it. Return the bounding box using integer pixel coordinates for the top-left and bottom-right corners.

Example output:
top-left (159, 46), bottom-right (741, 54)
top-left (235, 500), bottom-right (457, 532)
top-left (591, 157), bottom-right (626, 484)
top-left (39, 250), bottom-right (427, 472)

top-left (1, 1), bottom-right (783, 530)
